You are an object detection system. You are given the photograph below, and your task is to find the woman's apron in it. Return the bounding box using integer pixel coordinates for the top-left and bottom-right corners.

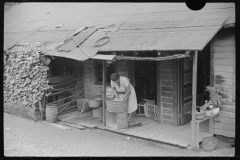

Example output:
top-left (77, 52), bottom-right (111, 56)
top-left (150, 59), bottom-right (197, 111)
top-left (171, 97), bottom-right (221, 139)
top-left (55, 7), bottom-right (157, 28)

top-left (114, 78), bottom-right (138, 113)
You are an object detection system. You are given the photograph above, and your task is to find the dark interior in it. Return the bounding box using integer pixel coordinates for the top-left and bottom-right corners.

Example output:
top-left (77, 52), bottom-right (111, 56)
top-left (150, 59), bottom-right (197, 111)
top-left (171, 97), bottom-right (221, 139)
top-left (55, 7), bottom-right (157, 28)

top-left (134, 61), bottom-right (157, 104)
top-left (197, 43), bottom-right (210, 106)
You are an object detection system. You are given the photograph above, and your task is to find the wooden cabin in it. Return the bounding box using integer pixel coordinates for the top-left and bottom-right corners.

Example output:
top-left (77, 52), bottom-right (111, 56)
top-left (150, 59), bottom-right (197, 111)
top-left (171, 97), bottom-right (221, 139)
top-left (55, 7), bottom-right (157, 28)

top-left (4, 3), bottom-right (235, 149)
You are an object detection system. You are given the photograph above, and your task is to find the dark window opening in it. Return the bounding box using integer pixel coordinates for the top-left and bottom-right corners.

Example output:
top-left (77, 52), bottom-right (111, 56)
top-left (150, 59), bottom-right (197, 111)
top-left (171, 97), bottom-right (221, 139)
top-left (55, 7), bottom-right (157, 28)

top-left (95, 60), bottom-right (116, 85)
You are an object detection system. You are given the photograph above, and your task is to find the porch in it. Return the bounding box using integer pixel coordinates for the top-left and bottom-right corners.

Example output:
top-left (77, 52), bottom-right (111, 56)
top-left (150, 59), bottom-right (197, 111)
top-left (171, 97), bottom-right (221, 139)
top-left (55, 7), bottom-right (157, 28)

top-left (57, 110), bottom-right (212, 148)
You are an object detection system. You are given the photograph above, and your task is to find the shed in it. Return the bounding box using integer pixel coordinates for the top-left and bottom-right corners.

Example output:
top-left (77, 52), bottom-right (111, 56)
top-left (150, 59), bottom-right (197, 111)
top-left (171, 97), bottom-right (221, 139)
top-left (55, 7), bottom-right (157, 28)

top-left (4, 2), bottom-right (235, 149)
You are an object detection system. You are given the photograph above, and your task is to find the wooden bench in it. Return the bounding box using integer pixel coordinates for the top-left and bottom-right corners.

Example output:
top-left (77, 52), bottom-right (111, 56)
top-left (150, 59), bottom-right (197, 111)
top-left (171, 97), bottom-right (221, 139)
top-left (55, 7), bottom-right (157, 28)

top-left (195, 112), bottom-right (220, 149)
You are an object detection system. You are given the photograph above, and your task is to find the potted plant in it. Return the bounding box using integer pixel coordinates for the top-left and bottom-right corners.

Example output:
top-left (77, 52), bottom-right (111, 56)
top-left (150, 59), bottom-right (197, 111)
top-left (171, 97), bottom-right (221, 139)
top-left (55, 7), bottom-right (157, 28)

top-left (201, 100), bottom-right (213, 117)
top-left (206, 85), bottom-right (226, 115)
top-left (196, 107), bottom-right (206, 120)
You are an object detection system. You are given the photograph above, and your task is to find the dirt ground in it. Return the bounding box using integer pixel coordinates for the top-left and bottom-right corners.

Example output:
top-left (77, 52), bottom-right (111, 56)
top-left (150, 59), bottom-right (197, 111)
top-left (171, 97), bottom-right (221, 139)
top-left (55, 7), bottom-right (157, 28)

top-left (4, 113), bottom-right (235, 157)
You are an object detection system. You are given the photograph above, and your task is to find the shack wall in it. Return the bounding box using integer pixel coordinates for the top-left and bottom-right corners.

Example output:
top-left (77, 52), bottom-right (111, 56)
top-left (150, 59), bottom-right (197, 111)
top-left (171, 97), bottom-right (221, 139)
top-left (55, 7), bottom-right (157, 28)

top-left (83, 59), bottom-right (130, 99)
top-left (211, 28), bottom-right (235, 137)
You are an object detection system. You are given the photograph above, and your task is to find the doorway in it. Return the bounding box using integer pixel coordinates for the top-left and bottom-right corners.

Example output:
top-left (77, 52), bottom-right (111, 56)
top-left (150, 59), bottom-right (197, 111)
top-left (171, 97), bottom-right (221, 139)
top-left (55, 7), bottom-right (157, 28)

top-left (134, 61), bottom-right (157, 104)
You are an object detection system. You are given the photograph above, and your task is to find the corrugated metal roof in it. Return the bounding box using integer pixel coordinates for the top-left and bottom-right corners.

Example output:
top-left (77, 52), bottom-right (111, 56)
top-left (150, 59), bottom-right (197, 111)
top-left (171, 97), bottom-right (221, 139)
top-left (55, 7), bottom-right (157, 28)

top-left (4, 3), bottom-right (235, 59)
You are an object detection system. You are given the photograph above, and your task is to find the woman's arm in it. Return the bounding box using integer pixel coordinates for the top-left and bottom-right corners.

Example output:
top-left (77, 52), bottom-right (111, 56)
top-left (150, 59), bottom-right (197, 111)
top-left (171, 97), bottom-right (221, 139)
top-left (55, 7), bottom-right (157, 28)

top-left (111, 87), bottom-right (119, 99)
top-left (123, 85), bottom-right (131, 100)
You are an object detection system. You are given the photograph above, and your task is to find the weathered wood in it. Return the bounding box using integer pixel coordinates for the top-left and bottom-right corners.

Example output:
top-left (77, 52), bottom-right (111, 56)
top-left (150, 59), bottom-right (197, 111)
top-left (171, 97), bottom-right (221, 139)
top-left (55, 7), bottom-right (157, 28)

top-left (232, 41), bottom-right (235, 102)
top-left (219, 118), bottom-right (235, 126)
top-left (161, 80), bottom-right (173, 86)
top-left (161, 97), bottom-right (173, 103)
top-left (213, 128), bottom-right (235, 137)
top-left (162, 102), bottom-right (173, 109)
top-left (49, 85), bottom-right (84, 96)
top-left (214, 123), bottom-right (235, 132)
top-left (224, 100), bottom-right (235, 106)
top-left (161, 92), bottom-right (173, 98)
top-left (48, 74), bottom-right (78, 84)
top-left (150, 124), bottom-right (189, 142)
top-left (222, 91), bottom-right (233, 99)
top-left (183, 102), bottom-right (192, 114)
top-left (195, 111), bottom-right (220, 123)
top-left (58, 111), bottom-right (92, 121)
top-left (58, 121), bottom-right (85, 129)
top-left (161, 63), bottom-right (171, 69)
top-left (51, 77), bottom-right (83, 87)
top-left (4, 103), bottom-right (42, 121)
top-left (214, 72), bottom-right (234, 80)
top-left (58, 105), bottom-right (78, 115)
top-left (214, 65), bottom-right (234, 72)
top-left (209, 117), bottom-right (213, 134)
top-left (214, 38), bottom-right (235, 46)
top-left (214, 52), bottom-right (234, 59)
top-left (161, 74), bottom-right (173, 80)
top-left (184, 87), bottom-right (192, 99)
top-left (133, 124), bottom-right (172, 138)
top-left (162, 108), bottom-right (173, 114)
top-left (214, 59), bottom-right (234, 66)
top-left (161, 113), bottom-right (173, 120)
top-left (115, 54), bottom-right (190, 61)
top-left (117, 112), bottom-right (128, 130)
top-left (124, 122), bottom-right (155, 135)
top-left (184, 73), bottom-right (192, 84)
top-left (157, 61), bottom-right (161, 123)
top-left (221, 111), bottom-right (235, 119)
top-left (214, 78), bottom-right (233, 86)
top-left (38, 101), bottom-right (43, 120)
top-left (221, 105), bottom-right (236, 113)
top-left (103, 60), bottom-right (106, 126)
top-left (191, 51), bottom-right (198, 149)
top-left (161, 86), bottom-right (173, 92)
top-left (160, 69), bottom-right (172, 74)
top-left (214, 45), bottom-right (235, 52)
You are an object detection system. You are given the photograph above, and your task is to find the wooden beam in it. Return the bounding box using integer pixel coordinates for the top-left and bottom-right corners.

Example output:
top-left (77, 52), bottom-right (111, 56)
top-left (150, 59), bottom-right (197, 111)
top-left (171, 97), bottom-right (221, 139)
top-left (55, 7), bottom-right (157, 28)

top-left (157, 61), bottom-right (161, 123)
top-left (103, 60), bottom-right (106, 126)
top-left (209, 38), bottom-right (215, 134)
top-left (115, 54), bottom-right (190, 61)
top-left (191, 51), bottom-right (198, 149)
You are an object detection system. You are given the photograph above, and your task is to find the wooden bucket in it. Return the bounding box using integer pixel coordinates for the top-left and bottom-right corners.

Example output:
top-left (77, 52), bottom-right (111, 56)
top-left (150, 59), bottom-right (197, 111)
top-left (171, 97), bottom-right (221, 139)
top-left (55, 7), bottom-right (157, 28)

top-left (105, 99), bottom-right (128, 113)
top-left (46, 103), bottom-right (58, 123)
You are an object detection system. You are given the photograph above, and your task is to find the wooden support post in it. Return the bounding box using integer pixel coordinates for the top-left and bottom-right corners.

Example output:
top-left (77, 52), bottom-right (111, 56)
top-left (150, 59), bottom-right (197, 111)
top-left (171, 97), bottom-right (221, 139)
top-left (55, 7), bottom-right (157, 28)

top-left (103, 60), bottom-right (106, 126)
top-left (41, 95), bottom-right (46, 120)
top-left (191, 51), bottom-right (198, 149)
top-left (209, 38), bottom-right (215, 134)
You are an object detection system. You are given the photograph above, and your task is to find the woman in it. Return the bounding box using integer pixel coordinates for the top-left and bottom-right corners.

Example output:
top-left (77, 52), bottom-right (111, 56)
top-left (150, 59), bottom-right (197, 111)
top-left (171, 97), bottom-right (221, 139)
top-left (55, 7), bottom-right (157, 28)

top-left (110, 73), bottom-right (138, 122)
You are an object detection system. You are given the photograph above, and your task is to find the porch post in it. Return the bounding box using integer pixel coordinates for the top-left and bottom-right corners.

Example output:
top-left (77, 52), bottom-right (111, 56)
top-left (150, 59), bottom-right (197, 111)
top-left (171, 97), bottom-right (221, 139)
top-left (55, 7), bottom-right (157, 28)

top-left (190, 51), bottom-right (198, 149)
top-left (103, 60), bottom-right (106, 126)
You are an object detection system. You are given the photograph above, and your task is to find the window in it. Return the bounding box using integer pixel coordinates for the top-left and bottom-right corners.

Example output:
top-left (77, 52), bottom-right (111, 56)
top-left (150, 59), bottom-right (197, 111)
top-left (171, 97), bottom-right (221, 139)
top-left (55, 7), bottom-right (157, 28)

top-left (95, 60), bottom-right (116, 85)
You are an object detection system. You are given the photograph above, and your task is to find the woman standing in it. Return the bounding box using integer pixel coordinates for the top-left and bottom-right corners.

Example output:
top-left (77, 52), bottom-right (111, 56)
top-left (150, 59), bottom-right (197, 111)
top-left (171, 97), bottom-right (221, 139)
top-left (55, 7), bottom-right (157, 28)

top-left (110, 73), bottom-right (138, 122)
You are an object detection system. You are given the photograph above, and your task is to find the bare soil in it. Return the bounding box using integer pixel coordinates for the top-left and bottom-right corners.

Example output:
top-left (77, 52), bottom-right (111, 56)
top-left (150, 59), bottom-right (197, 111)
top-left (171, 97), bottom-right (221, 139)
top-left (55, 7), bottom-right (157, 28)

top-left (4, 113), bottom-right (235, 157)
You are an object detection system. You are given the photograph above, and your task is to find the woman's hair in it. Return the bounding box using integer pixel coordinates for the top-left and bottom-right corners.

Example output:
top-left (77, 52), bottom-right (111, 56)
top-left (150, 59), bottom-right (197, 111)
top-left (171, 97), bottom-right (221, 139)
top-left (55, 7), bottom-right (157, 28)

top-left (110, 73), bottom-right (119, 81)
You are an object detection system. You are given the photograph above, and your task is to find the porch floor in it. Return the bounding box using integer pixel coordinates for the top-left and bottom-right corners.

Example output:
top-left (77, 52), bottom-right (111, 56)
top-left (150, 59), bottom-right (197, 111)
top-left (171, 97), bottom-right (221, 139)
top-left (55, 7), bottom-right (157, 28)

top-left (57, 111), bottom-right (212, 148)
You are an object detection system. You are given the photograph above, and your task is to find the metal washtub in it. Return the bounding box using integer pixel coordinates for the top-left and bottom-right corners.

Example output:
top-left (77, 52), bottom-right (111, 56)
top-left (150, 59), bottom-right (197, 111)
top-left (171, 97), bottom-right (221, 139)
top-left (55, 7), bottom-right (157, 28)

top-left (105, 99), bottom-right (128, 113)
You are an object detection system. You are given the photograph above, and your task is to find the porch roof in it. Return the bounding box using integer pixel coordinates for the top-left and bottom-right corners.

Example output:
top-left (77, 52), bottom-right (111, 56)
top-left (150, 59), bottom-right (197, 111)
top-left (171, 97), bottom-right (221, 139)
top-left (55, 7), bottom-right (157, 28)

top-left (4, 3), bottom-right (235, 61)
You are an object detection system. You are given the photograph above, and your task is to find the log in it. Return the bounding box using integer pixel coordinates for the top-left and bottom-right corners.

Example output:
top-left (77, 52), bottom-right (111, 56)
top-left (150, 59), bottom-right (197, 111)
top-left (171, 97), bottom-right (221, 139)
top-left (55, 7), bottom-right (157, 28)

top-left (115, 54), bottom-right (190, 61)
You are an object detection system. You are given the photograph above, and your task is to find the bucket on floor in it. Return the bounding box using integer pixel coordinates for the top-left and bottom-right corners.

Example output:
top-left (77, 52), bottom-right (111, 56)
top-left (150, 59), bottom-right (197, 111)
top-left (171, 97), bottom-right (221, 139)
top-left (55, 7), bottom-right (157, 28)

top-left (46, 103), bottom-right (58, 123)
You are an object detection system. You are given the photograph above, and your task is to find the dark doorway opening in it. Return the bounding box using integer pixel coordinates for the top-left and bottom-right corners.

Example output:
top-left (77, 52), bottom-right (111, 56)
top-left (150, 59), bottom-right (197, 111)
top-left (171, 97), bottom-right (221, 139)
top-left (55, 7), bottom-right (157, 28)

top-left (134, 61), bottom-right (157, 104)
top-left (197, 43), bottom-right (211, 107)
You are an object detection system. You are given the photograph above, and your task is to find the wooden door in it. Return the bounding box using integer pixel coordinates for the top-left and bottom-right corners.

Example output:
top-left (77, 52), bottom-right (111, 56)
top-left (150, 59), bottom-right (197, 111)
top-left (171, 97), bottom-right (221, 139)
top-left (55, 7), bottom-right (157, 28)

top-left (159, 60), bottom-right (178, 126)
top-left (179, 58), bottom-right (193, 125)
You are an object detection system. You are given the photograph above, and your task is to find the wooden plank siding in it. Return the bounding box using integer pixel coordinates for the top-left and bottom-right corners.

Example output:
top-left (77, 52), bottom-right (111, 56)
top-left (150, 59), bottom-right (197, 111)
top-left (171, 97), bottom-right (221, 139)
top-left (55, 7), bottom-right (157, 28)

top-left (179, 58), bottom-right (193, 125)
top-left (159, 60), bottom-right (178, 126)
top-left (212, 28), bottom-right (235, 138)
